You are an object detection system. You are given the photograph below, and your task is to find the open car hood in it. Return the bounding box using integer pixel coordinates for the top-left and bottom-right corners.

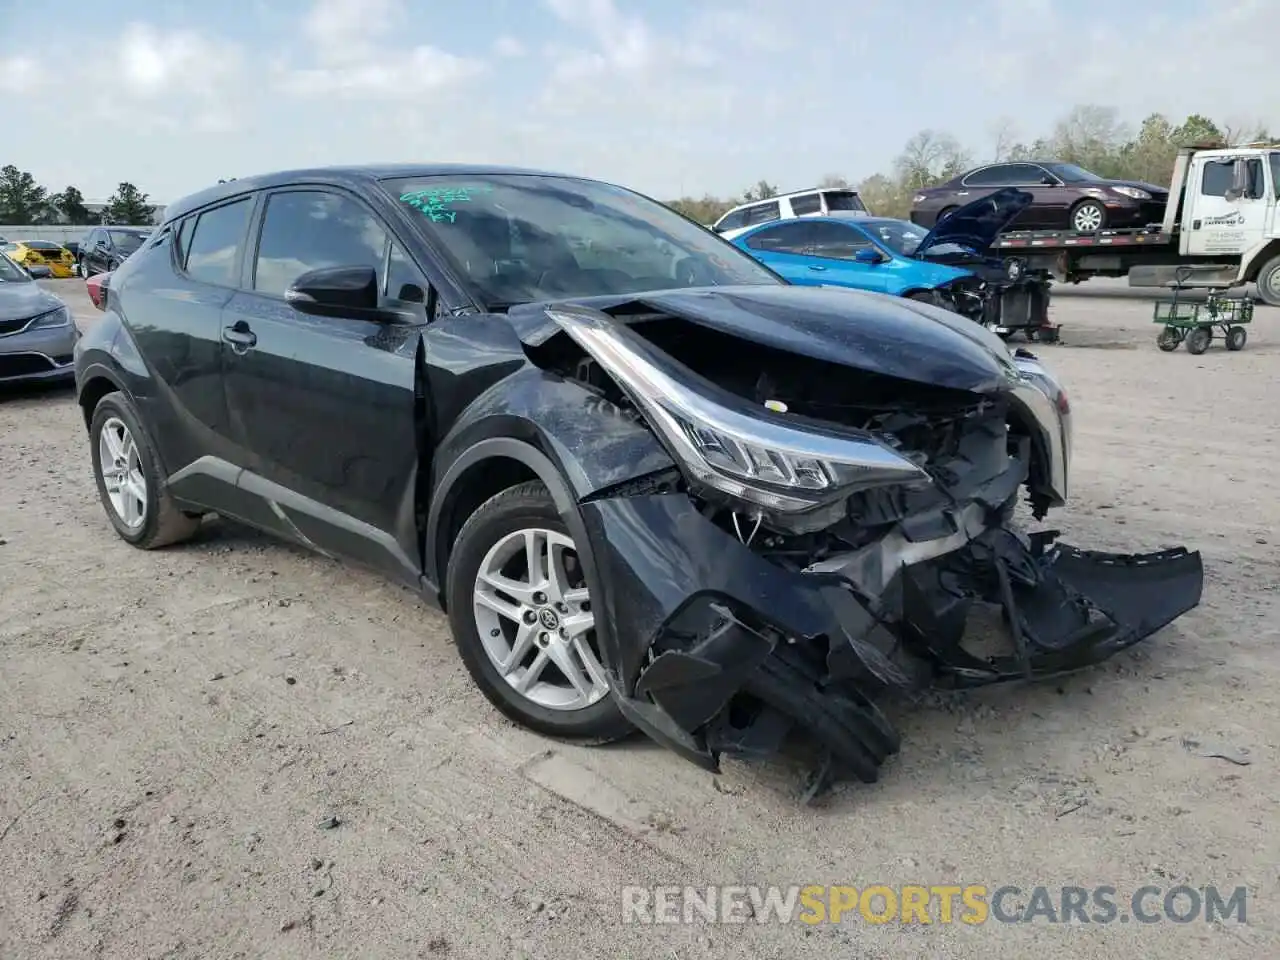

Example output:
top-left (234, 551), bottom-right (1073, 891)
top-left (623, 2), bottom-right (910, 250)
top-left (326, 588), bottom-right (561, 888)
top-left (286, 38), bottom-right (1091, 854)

top-left (507, 284), bottom-right (1021, 395)
top-left (916, 187), bottom-right (1033, 257)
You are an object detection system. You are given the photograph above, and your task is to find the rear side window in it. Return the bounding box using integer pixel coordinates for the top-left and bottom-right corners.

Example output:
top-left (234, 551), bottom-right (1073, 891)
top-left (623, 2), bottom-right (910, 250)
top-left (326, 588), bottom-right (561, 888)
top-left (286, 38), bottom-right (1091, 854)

top-left (962, 166), bottom-right (1014, 187)
top-left (252, 190), bottom-right (389, 298)
top-left (745, 221), bottom-right (815, 253)
top-left (822, 191), bottom-right (865, 212)
top-left (789, 193), bottom-right (822, 216)
top-left (742, 202), bottom-right (781, 227)
top-left (184, 198), bottom-right (253, 286)
top-left (714, 209), bottom-right (748, 233)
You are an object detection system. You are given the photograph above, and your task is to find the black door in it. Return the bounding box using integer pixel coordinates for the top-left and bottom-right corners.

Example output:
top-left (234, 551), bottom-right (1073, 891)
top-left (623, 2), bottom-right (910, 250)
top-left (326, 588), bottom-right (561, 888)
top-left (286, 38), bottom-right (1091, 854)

top-left (130, 196), bottom-right (256, 488)
top-left (82, 229), bottom-right (106, 274)
top-left (220, 187), bottom-right (430, 578)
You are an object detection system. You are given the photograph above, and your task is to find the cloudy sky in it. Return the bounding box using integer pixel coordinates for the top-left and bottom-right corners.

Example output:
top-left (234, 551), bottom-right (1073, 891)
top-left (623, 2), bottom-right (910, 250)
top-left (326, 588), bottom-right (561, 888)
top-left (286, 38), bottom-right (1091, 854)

top-left (1, 0), bottom-right (1276, 204)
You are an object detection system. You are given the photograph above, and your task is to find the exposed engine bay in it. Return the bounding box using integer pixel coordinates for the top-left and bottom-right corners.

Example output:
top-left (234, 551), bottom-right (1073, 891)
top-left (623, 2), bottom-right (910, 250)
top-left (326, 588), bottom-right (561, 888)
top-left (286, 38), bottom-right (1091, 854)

top-left (931, 262), bottom-right (1053, 339)
top-left (514, 287), bottom-right (1202, 800)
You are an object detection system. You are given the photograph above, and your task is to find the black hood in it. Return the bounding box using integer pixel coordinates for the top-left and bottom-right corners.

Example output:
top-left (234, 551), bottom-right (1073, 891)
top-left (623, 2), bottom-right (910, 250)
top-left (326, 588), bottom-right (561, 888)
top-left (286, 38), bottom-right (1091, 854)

top-left (0, 278), bottom-right (64, 322)
top-left (507, 284), bottom-right (1020, 395)
top-left (916, 187), bottom-right (1033, 256)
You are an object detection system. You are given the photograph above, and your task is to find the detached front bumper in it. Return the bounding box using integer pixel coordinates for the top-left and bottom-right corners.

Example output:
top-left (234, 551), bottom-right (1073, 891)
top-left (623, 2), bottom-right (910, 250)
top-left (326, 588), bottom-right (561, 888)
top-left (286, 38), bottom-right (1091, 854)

top-left (583, 491), bottom-right (1203, 785)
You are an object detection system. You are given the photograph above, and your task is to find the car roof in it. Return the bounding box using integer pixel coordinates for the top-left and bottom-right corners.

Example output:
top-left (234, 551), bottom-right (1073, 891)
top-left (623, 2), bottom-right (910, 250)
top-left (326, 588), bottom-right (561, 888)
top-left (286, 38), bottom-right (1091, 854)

top-left (162, 163), bottom-right (582, 223)
top-left (716, 186), bottom-right (862, 220)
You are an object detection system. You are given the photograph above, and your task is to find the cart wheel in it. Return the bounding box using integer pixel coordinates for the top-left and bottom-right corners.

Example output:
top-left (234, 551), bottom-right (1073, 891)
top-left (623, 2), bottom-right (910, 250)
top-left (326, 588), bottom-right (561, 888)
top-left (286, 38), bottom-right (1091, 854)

top-left (1185, 326), bottom-right (1212, 355)
top-left (1156, 327), bottom-right (1182, 352)
top-left (1226, 325), bottom-right (1248, 351)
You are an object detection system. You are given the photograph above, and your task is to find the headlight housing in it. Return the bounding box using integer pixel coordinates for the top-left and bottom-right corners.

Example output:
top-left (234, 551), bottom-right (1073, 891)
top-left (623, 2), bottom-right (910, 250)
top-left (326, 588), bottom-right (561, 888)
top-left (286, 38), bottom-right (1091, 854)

top-left (1110, 185), bottom-right (1151, 200)
top-left (27, 305), bottom-right (71, 330)
top-left (912, 194), bottom-right (927, 203)
top-left (545, 304), bottom-right (931, 533)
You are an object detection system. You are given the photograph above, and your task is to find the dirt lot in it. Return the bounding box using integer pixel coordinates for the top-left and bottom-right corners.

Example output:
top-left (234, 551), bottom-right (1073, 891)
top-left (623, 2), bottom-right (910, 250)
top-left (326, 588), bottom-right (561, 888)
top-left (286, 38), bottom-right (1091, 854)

top-left (1, 279), bottom-right (1277, 959)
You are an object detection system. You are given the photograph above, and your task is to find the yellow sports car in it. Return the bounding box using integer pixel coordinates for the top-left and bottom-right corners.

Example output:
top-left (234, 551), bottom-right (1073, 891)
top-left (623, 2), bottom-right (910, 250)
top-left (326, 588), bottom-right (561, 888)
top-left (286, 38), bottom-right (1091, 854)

top-left (2, 240), bottom-right (76, 278)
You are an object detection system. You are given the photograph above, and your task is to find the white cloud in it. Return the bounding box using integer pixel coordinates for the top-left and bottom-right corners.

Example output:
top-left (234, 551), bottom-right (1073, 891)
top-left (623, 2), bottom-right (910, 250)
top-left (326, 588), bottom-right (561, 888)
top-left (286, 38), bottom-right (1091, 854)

top-left (6, 0), bottom-right (1280, 204)
top-left (492, 36), bottom-right (526, 58)
top-left (274, 0), bottom-right (486, 100)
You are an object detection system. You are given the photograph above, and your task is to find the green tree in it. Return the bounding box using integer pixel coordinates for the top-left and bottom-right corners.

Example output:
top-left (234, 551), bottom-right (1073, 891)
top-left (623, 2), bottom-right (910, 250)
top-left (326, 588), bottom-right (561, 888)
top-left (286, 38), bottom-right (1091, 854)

top-left (740, 180), bottom-right (778, 203)
top-left (0, 165), bottom-right (50, 224)
top-left (105, 182), bottom-right (153, 225)
top-left (49, 185), bottom-right (93, 225)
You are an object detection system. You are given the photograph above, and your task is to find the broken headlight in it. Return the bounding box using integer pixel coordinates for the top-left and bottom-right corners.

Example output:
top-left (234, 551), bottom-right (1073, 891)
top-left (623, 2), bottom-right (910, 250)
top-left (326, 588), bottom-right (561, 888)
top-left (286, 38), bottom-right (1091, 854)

top-left (545, 304), bottom-right (930, 533)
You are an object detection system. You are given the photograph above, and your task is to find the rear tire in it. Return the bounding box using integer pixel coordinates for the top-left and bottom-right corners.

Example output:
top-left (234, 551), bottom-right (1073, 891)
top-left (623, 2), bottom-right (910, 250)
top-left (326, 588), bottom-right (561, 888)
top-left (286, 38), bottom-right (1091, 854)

top-left (1226, 325), bottom-right (1247, 351)
top-left (445, 480), bottom-right (632, 743)
top-left (89, 391), bottom-right (201, 549)
top-left (1156, 327), bottom-right (1182, 352)
top-left (1253, 254), bottom-right (1280, 307)
top-left (1070, 200), bottom-right (1107, 233)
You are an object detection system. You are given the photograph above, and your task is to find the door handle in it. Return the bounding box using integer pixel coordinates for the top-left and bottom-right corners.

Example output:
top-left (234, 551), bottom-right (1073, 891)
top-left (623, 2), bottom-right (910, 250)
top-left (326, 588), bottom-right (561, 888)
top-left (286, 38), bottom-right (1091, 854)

top-left (222, 324), bottom-right (257, 348)
top-left (808, 264), bottom-right (826, 272)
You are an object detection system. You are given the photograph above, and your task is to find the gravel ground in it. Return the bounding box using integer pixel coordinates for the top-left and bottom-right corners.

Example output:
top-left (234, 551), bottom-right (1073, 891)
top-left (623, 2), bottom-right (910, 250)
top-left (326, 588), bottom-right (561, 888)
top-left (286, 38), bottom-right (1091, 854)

top-left (1, 278), bottom-right (1277, 959)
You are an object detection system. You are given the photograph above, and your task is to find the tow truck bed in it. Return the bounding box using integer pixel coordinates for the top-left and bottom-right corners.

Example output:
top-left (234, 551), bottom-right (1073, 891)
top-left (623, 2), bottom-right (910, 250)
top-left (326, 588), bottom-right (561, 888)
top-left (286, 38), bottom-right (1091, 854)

top-left (988, 227), bottom-right (1244, 289)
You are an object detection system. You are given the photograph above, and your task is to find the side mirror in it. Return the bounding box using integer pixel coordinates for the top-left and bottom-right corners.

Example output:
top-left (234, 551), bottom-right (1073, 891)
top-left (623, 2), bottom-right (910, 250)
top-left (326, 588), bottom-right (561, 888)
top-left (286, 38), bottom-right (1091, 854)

top-left (285, 264), bottom-right (392, 320)
top-left (1225, 160), bottom-right (1250, 201)
top-left (25, 265), bottom-right (52, 279)
top-left (854, 247), bottom-right (883, 265)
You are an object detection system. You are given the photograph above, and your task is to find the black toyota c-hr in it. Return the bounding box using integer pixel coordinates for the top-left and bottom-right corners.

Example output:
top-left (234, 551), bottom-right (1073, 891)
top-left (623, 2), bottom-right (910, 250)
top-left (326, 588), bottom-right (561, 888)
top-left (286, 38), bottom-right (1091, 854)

top-left (72, 164), bottom-right (1201, 796)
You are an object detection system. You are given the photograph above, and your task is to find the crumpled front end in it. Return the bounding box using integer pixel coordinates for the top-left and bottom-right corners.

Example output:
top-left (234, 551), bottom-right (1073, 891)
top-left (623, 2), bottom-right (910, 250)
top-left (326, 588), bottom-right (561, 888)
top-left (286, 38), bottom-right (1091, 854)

top-left (537, 296), bottom-right (1203, 795)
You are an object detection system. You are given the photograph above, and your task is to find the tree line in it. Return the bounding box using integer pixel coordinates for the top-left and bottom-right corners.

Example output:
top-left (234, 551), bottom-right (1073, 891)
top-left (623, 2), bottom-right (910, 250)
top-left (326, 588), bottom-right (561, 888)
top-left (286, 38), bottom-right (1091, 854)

top-left (0, 166), bottom-right (157, 226)
top-left (663, 105), bottom-right (1275, 224)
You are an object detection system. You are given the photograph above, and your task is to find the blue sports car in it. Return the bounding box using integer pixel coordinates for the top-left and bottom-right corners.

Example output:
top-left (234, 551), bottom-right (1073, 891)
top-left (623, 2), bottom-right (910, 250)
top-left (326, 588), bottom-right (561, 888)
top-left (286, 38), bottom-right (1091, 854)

top-left (730, 187), bottom-right (1051, 336)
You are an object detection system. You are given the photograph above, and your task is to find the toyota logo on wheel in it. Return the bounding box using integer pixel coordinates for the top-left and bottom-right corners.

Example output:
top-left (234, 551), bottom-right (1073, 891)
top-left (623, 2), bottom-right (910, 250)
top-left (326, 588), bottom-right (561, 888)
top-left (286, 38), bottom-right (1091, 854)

top-left (539, 608), bottom-right (560, 630)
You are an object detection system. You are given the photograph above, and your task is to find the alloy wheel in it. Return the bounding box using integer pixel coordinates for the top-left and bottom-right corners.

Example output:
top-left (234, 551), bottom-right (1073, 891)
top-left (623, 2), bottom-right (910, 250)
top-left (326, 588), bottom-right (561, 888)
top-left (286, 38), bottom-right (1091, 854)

top-left (1072, 203), bottom-right (1103, 232)
top-left (98, 416), bottom-right (148, 529)
top-left (472, 527), bottom-right (608, 711)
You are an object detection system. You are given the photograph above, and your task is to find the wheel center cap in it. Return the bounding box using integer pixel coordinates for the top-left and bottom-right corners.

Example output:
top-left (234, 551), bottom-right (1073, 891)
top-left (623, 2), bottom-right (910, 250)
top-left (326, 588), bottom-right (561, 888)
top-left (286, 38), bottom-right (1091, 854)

top-left (538, 608), bottom-right (560, 630)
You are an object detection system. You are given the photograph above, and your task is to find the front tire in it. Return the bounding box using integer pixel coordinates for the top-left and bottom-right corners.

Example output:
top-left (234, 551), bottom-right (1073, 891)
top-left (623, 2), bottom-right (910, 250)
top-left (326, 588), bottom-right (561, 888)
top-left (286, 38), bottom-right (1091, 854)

top-left (445, 480), bottom-right (631, 742)
top-left (89, 392), bottom-right (201, 549)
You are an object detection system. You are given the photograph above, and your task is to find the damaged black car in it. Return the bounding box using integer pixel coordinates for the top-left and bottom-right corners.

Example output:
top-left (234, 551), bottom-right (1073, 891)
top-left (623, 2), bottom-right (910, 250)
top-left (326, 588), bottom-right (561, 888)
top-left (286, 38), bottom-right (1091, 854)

top-left (73, 165), bottom-right (1204, 795)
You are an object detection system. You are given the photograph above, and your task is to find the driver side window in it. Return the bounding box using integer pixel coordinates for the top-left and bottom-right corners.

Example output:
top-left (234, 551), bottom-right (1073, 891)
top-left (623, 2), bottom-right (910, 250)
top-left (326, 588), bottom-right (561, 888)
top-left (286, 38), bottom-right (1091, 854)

top-left (252, 189), bottom-right (389, 298)
top-left (804, 223), bottom-right (872, 260)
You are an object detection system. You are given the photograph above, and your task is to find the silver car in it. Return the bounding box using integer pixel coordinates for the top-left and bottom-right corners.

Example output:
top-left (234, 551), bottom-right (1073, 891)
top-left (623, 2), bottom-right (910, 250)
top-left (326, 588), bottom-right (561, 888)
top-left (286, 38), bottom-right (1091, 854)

top-left (0, 252), bottom-right (78, 385)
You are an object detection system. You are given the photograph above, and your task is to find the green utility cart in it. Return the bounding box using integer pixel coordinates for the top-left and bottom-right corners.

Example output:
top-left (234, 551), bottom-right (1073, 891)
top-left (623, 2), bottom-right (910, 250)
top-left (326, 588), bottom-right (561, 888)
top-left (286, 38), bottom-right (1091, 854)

top-left (1154, 272), bottom-right (1253, 355)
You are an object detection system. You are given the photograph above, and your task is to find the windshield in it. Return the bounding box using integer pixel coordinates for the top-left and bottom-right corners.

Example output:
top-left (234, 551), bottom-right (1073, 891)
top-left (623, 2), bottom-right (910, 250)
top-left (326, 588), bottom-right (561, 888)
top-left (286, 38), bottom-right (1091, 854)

top-left (0, 253), bottom-right (30, 282)
top-left (110, 231), bottom-right (147, 254)
top-left (861, 219), bottom-right (974, 258)
top-left (27, 241), bottom-right (62, 251)
top-left (1045, 163), bottom-right (1103, 183)
top-left (862, 220), bottom-right (930, 256)
top-left (383, 174), bottom-right (782, 307)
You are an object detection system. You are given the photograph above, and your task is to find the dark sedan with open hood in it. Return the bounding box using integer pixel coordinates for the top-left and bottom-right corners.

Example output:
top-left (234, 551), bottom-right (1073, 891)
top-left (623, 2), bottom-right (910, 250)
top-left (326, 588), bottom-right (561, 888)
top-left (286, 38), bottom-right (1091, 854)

top-left (73, 165), bottom-right (1203, 797)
